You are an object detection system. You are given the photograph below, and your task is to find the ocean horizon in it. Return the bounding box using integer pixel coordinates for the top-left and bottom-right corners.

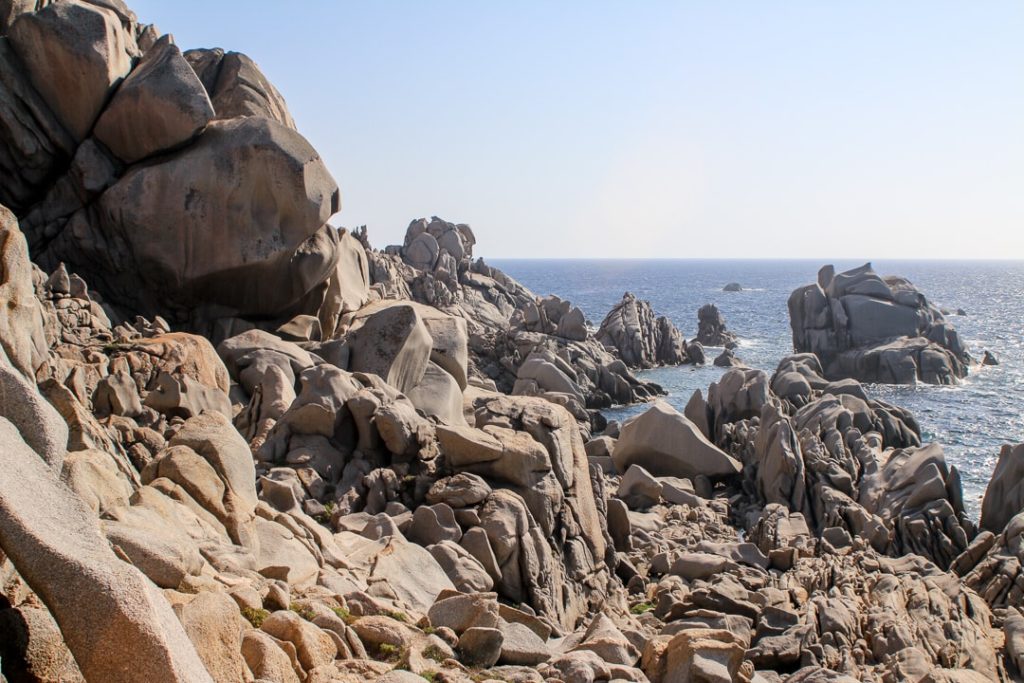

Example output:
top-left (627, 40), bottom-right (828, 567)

top-left (495, 257), bottom-right (1024, 519)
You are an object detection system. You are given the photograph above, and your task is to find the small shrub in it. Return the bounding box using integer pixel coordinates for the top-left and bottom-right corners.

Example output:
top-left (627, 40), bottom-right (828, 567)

top-left (332, 606), bottom-right (354, 623)
top-left (289, 602), bottom-right (315, 621)
top-left (630, 601), bottom-right (654, 615)
top-left (377, 643), bottom-right (403, 663)
top-left (421, 673), bottom-right (438, 682)
top-left (241, 606), bottom-right (269, 628)
top-left (385, 610), bottom-right (409, 623)
top-left (423, 644), bottom-right (448, 663)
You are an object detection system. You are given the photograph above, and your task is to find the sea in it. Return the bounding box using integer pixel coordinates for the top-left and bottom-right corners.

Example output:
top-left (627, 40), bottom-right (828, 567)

top-left (492, 259), bottom-right (1024, 520)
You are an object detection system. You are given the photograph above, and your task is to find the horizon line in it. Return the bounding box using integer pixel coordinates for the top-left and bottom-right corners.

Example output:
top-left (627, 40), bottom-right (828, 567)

top-left (483, 256), bottom-right (1024, 263)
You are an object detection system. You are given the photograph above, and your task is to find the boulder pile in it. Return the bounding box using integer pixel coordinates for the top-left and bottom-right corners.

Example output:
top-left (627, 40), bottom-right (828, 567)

top-left (368, 217), bottom-right (679, 417)
top-left (1, 0), bottom-right (359, 339)
top-left (0, 3), bottom-right (1022, 682)
top-left (788, 263), bottom-right (970, 384)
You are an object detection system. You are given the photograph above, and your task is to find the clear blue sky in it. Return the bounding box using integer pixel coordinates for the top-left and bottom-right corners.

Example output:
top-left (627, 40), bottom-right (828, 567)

top-left (130, 1), bottom-right (1023, 259)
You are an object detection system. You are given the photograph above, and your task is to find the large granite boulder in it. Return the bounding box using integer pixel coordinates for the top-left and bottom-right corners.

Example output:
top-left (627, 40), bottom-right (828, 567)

top-left (0, 417), bottom-right (214, 682)
top-left (613, 400), bottom-right (741, 480)
top-left (43, 116), bottom-right (340, 322)
top-left (980, 444), bottom-right (1024, 534)
top-left (0, 36), bottom-right (77, 211)
top-left (0, 204), bottom-right (48, 377)
top-left (94, 35), bottom-right (214, 164)
top-left (788, 263), bottom-right (969, 384)
top-left (184, 48), bottom-right (296, 129)
top-left (596, 292), bottom-right (686, 368)
top-left (6, 0), bottom-right (133, 142)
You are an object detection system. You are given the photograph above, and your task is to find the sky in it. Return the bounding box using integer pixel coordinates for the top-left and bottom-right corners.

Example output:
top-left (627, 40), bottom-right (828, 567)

top-left (130, 1), bottom-right (1024, 259)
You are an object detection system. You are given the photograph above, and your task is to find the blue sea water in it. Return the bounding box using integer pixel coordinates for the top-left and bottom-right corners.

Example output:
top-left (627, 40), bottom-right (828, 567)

top-left (492, 259), bottom-right (1024, 519)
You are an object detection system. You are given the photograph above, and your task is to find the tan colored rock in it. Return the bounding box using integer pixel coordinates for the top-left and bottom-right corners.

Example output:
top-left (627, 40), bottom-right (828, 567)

top-left (169, 411), bottom-right (259, 548)
top-left (242, 630), bottom-right (302, 683)
top-left (661, 628), bottom-right (745, 683)
top-left (185, 48), bottom-right (296, 129)
top-left (94, 34), bottom-right (214, 163)
top-left (344, 301), bottom-right (432, 394)
top-left (0, 348), bottom-right (68, 471)
top-left (613, 400), bottom-right (741, 480)
top-left (173, 591), bottom-right (249, 683)
top-left (318, 228), bottom-right (370, 338)
top-left (0, 205), bottom-right (48, 377)
top-left (261, 610), bottom-right (338, 673)
top-left (60, 448), bottom-right (133, 514)
top-left (0, 604), bottom-right (85, 681)
top-left (8, 0), bottom-right (132, 141)
top-left (0, 417), bottom-right (214, 682)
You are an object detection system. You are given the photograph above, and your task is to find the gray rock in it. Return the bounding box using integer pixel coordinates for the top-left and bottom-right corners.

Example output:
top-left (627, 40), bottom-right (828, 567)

top-left (458, 626), bottom-right (504, 668)
top-left (498, 620), bottom-right (551, 666)
top-left (8, 0), bottom-right (132, 141)
top-left (616, 464), bottom-right (662, 509)
top-left (613, 400), bottom-right (741, 480)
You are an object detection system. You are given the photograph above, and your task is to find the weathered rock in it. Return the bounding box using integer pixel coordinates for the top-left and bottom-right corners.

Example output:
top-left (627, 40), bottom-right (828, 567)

top-left (596, 292), bottom-right (686, 368)
top-left (48, 116), bottom-right (339, 324)
top-left (458, 626), bottom-right (504, 668)
top-left (94, 35), bottom-right (214, 163)
top-left (173, 591), bottom-right (248, 683)
top-left (788, 263), bottom-right (969, 385)
top-left (0, 205), bottom-right (48, 376)
top-left (695, 303), bottom-right (736, 347)
top-left (0, 605), bottom-right (83, 682)
top-left (980, 443), bottom-right (1024, 534)
top-left (318, 228), bottom-right (370, 338)
top-left (0, 418), bottom-right (214, 682)
top-left (617, 464), bottom-right (662, 509)
top-left (498, 620), bottom-right (551, 666)
top-left (261, 609), bottom-right (337, 673)
top-left (613, 400), bottom-right (741, 480)
top-left (184, 48), bottom-right (296, 128)
top-left (344, 301), bottom-right (432, 394)
top-left (8, 0), bottom-right (133, 141)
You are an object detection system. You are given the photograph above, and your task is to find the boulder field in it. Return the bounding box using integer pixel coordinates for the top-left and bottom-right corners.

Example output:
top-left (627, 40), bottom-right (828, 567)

top-left (0, 3), bottom-right (1022, 683)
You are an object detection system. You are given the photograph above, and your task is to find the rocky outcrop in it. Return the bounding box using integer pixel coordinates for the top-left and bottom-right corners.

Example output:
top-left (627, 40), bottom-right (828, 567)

top-left (596, 292), bottom-right (687, 368)
top-left (1, 2), bottom-right (1020, 681)
top-left (613, 400), bottom-right (741, 481)
top-left (788, 263), bottom-right (970, 384)
top-left (694, 303), bottom-right (736, 346)
top-left (368, 217), bottom-right (666, 417)
top-left (980, 444), bottom-right (1024, 534)
top-left (1, 1), bottom-right (351, 337)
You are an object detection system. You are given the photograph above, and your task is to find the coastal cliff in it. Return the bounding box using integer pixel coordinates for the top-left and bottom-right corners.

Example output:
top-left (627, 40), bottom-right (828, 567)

top-left (0, 3), bottom-right (1021, 683)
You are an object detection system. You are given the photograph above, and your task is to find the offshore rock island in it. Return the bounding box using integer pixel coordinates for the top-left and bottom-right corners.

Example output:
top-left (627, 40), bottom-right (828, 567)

top-left (0, 2), bottom-right (1022, 683)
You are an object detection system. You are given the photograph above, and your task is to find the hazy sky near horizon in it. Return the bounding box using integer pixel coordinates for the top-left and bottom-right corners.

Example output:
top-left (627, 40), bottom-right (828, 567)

top-left (131, 1), bottom-right (1023, 259)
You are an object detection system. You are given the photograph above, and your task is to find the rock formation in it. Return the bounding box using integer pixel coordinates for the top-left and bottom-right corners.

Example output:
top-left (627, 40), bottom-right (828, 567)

top-left (367, 217), bottom-right (666, 420)
top-left (596, 292), bottom-right (688, 369)
top-left (2, 0), bottom-right (351, 338)
top-left (1, 3), bottom-right (1022, 682)
top-left (694, 303), bottom-right (737, 347)
top-left (788, 263), bottom-right (971, 384)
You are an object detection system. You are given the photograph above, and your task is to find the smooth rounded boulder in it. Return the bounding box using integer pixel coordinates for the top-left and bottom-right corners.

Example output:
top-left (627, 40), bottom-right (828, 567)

top-left (57, 116), bottom-right (340, 318)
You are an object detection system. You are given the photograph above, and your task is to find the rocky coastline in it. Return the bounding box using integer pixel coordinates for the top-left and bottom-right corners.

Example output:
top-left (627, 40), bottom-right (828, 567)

top-left (1, 3), bottom-right (1022, 683)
